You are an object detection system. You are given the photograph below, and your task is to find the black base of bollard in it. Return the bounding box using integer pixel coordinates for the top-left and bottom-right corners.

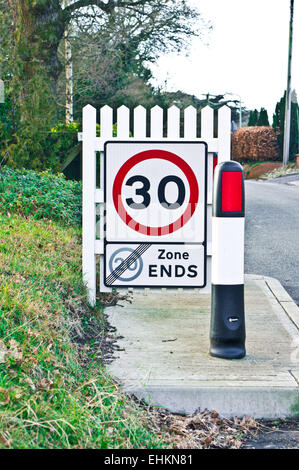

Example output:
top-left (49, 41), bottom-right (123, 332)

top-left (210, 341), bottom-right (246, 359)
top-left (209, 284), bottom-right (246, 359)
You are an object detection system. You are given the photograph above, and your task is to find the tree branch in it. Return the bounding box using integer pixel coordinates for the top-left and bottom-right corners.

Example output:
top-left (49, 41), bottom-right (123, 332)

top-left (65, 0), bottom-right (148, 15)
top-left (65, 0), bottom-right (110, 15)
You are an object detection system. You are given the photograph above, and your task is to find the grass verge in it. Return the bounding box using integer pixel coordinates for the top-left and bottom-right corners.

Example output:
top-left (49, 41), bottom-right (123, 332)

top-left (0, 213), bottom-right (166, 449)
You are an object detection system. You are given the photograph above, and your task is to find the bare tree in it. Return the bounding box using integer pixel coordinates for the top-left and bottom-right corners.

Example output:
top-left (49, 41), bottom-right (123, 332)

top-left (13, 0), bottom-right (206, 95)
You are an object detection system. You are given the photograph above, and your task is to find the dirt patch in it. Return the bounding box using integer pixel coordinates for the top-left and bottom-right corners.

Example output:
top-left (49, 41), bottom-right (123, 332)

top-left (151, 409), bottom-right (260, 449)
top-left (63, 289), bottom-right (131, 367)
top-left (243, 419), bottom-right (299, 449)
top-left (244, 162), bottom-right (282, 179)
top-left (147, 406), bottom-right (299, 449)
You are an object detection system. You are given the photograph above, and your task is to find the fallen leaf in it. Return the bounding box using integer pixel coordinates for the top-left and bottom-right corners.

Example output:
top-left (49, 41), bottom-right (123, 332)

top-left (204, 436), bottom-right (213, 445)
top-left (240, 417), bottom-right (247, 427)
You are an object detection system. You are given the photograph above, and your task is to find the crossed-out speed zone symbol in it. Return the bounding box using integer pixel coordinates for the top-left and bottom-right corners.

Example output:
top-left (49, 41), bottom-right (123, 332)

top-left (108, 247), bottom-right (144, 282)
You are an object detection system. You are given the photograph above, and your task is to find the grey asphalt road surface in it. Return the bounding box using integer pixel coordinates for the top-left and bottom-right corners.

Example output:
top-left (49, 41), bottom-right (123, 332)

top-left (245, 175), bottom-right (299, 305)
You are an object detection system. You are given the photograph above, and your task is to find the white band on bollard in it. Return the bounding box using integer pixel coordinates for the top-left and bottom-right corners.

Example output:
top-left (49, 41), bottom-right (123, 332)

top-left (211, 217), bottom-right (244, 285)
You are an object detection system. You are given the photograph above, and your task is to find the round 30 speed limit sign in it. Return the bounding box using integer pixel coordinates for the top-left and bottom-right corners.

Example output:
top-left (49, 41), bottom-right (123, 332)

top-left (104, 141), bottom-right (207, 288)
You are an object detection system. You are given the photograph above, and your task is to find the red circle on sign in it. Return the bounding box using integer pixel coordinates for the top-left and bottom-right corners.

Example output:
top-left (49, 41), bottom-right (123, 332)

top-left (112, 149), bottom-right (199, 236)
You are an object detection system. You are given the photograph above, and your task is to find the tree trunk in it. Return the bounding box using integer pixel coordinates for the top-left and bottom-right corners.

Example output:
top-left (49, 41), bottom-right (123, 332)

top-left (15, 0), bottom-right (65, 96)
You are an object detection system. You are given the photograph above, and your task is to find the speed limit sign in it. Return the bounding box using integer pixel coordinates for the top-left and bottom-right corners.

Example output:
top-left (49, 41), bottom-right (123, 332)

top-left (104, 141), bottom-right (207, 288)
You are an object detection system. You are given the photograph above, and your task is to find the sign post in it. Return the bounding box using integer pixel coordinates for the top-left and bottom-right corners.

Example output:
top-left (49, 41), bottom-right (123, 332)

top-left (103, 142), bottom-right (207, 289)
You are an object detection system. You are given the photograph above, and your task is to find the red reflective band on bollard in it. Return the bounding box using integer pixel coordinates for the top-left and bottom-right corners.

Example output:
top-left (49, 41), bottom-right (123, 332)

top-left (213, 154), bottom-right (218, 178)
top-left (221, 171), bottom-right (243, 212)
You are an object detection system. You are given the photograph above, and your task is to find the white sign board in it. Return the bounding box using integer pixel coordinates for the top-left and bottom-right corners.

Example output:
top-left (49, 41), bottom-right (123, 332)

top-left (104, 142), bottom-right (207, 288)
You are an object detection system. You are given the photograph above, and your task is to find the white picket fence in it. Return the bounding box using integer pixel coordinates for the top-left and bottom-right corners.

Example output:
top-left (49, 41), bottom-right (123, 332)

top-left (79, 104), bottom-right (231, 306)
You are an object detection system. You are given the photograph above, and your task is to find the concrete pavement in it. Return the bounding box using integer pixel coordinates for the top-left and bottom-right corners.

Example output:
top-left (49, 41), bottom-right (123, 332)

top-left (106, 275), bottom-right (299, 419)
top-left (264, 173), bottom-right (299, 184)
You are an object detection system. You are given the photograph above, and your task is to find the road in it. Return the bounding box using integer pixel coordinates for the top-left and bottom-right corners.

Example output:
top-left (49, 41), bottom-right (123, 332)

top-left (245, 175), bottom-right (299, 306)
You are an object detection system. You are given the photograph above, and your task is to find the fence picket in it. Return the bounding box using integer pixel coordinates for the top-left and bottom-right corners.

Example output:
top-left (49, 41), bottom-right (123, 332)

top-left (167, 105), bottom-right (180, 138)
top-left (134, 105), bottom-right (146, 138)
top-left (150, 105), bottom-right (163, 138)
top-left (100, 105), bottom-right (113, 138)
top-left (117, 105), bottom-right (130, 138)
top-left (82, 104), bottom-right (97, 306)
top-left (218, 105), bottom-right (231, 163)
top-left (201, 106), bottom-right (214, 140)
top-left (184, 105), bottom-right (197, 139)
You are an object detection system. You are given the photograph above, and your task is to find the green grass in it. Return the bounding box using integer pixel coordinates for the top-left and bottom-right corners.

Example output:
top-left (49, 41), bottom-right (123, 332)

top-left (291, 396), bottom-right (299, 418)
top-left (0, 213), bottom-right (166, 449)
top-left (0, 167), bottom-right (81, 225)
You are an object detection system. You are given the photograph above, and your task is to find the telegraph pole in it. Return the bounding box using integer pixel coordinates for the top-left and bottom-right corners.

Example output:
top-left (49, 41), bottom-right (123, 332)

top-left (0, 79), bottom-right (4, 104)
top-left (63, 0), bottom-right (73, 123)
top-left (283, 0), bottom-right (294, 166)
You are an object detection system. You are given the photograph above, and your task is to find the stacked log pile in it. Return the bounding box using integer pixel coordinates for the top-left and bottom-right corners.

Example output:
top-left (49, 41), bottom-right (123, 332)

top-left (231, 126), bottom-right (280, 161)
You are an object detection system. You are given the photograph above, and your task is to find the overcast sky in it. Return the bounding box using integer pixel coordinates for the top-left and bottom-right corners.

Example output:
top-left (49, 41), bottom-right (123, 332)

top-left (150, 0), bottom-right (298, 121)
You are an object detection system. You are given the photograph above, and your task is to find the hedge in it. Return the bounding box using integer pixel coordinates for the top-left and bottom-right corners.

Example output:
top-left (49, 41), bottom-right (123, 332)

top-left (231, 127), bottom-right (280, 162)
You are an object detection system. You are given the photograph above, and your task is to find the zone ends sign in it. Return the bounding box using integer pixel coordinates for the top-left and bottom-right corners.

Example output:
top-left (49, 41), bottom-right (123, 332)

top-left (104, 141), bottom-right (207, 288)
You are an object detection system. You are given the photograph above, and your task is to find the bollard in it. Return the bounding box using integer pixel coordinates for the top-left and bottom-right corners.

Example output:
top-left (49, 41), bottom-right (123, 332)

top-left (210, 161), bottom-right (246, 359)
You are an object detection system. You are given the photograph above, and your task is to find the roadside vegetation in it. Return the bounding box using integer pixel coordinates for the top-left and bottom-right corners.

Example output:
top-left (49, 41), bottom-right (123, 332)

top-left (0, 169), bottom-right (167, 449)
top-left (242, 161), bottom-right (299, 180)
top-left (0, 167), bottom-right (81, 224)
